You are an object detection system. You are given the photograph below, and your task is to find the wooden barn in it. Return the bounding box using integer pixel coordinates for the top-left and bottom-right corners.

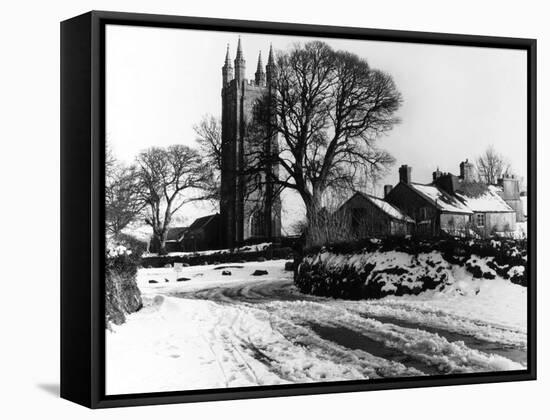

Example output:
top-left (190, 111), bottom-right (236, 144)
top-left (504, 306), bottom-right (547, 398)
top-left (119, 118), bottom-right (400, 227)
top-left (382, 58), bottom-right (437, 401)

top-left (338, 191), bottom-right (414, 238)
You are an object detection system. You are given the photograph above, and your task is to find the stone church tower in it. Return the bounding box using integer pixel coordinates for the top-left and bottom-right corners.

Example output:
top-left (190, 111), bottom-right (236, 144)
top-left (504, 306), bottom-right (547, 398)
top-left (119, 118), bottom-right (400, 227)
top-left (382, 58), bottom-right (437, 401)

top-left (220, 39), bottom-right (281, 248)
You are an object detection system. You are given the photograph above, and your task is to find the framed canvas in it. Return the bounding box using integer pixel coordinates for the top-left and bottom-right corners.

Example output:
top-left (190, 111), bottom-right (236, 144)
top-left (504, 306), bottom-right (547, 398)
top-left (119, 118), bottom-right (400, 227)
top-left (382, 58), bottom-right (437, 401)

top-left (60, 11), bottom-right (536, 408)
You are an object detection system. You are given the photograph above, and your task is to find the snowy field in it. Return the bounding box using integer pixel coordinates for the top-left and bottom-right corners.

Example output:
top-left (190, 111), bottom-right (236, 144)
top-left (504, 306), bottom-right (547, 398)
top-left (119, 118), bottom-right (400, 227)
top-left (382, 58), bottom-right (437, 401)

top-left (105, 259), bottom-right (527, 395)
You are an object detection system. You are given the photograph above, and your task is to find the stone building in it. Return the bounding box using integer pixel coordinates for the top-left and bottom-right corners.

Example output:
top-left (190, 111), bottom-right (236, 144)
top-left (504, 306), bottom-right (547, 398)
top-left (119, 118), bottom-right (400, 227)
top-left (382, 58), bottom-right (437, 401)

top-left (497, 174), bottom-right (525, 222)
top-left (219, 39), bottom-right (281, 248)
top-left (341, 160), bottom-right (523, 239)
top-left (338, 192), bottom-right (414, 237)
top-left (385, 162), bottom-right (520, 238)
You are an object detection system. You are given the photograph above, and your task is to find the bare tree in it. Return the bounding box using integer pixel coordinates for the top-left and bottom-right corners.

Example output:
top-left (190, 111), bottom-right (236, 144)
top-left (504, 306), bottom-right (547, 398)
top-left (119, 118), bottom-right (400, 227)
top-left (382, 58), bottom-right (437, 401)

top-left (193, 115), bottom-right (222, 202)
top-left (105, 146), bottom-right (145, 238)
top-left (476, 145), bottom-right (511, 184)
top-left (136, 145), bottom-right (212, 254)
top-left (250, 41), bottom-right (400, 227)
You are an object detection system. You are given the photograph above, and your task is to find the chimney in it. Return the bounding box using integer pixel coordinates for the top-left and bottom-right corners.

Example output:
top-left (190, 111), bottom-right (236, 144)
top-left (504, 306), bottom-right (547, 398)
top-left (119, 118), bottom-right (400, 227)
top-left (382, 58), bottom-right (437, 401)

top-left (432, 167), bottom-right (443, 182)
top-left (435, 173), bottom-right (459, 195)
top-left (498, 175), bottom-right (520, 200)
top-left (384, 185), bottom-right (393, 199)
top-left (459, 159), bottom-right (475, 183)
top-left (399, 165), bottom-right (412, 184)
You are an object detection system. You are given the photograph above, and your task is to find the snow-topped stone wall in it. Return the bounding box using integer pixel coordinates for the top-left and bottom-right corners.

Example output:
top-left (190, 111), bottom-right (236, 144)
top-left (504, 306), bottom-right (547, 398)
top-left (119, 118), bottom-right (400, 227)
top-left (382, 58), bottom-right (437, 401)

top-left (295, 238), bottom-right (527, 299)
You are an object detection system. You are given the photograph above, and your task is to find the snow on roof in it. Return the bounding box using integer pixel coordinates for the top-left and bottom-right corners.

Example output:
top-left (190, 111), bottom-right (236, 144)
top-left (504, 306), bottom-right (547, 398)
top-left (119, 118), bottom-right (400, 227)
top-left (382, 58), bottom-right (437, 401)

top-left (455, 189), bottom-right (514, 213)
top-left (357, 192), bottom-right (414, 222)
top-left (410, 183), bottom-right (472, 214)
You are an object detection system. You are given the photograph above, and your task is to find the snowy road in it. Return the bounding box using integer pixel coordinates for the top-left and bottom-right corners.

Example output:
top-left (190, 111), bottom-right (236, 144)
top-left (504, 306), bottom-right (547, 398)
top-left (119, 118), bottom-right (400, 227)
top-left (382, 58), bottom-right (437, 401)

top-left (106, 260), bottom-right (527, 395)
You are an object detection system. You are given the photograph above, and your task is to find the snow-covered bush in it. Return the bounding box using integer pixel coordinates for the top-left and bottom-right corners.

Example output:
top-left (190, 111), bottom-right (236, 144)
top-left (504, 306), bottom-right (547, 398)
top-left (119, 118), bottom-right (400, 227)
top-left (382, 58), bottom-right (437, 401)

top-left (295, 237), bottom-right (527, 299)
top-left (105, 242), bottom-right (143, 326)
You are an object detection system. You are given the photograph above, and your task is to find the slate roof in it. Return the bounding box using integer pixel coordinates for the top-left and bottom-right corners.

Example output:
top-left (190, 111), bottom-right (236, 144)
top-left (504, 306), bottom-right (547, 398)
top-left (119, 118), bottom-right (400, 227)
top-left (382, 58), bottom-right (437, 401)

top-left (354, 192), bottom-right (415, 223)
top-left (409, 183), bottom-right (473, 214)
top-left (188, 214), bottom-right (219, 231)
top-left (455, 186), bottom-right (514, 213)
top-left (409, 182), bottom-right (514, 214)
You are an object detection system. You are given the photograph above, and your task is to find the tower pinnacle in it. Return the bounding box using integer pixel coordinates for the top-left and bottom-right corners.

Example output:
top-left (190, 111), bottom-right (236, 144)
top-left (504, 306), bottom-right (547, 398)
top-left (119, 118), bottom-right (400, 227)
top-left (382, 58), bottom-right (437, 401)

top-left (222, 43), bottom-right (234, 86)
top-left (267, 43), bottom-right (274, 65)
top-left (255, 51), bottom-right (266, 85)
top-left (236, 37), bottom-right (243, 58)
top-left (224, 43), bottom-right (231, 66)
top-left (234, 36), bottom-right (246, 82)
top-left (266, 44), bottom-right (275, 83)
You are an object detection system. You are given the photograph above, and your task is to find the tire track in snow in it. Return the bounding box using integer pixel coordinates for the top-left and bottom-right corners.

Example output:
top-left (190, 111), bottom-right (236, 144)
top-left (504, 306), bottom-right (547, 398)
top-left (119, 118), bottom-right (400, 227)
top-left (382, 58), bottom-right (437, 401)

top-left (169, 275), bottom-right (526, 376)
top-left (359, 314), bottom-right (526, 366)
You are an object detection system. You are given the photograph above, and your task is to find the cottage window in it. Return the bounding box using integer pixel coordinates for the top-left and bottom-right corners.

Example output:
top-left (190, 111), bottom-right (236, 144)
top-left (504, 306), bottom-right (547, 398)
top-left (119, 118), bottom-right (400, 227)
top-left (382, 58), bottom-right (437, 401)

top-left (476, 213), bottom-right (485, 227)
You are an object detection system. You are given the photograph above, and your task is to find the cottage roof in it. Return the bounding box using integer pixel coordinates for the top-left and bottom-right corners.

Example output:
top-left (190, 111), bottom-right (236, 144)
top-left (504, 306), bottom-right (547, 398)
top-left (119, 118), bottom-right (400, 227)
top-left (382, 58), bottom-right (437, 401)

top-left (409, 183), bottom-right (473, 214)
top-left (455, 186), bottom-right (514, 213)
top-left (409, 182), bottom-right (514, 214)
top-left (355, 192), bottom-right (415, 223)
top-left (165, 227), bottom-right (188, 242)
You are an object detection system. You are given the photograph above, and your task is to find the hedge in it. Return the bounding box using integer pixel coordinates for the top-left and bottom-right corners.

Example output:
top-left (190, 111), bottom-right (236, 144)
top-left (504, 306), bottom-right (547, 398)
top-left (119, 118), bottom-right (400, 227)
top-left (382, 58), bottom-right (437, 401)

top-left (105, 243), bottom-right (143, 326)
top-left (294, 237), bottom-right (527, 300)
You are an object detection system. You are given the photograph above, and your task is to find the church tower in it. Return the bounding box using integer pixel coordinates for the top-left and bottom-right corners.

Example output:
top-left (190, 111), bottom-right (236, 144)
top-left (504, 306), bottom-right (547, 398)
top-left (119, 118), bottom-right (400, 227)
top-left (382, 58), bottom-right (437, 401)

top-left (220, 39), bottom-right (282, 248)
top-left (221, 44), bottom-right (233, 86)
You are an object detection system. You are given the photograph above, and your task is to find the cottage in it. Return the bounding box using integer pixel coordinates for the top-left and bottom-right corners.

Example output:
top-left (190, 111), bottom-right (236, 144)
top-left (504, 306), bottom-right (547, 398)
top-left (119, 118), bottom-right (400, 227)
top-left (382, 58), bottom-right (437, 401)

top-left (338, 191), bottom-right (414, 237)
top-left (385, 166), bottom-right (473, 237)
top-left (386, 163), bottom-right (518, 238)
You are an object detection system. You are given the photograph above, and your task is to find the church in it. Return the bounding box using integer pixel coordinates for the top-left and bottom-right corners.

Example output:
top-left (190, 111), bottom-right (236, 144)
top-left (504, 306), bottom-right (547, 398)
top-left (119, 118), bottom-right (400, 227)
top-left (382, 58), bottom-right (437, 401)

top-left (165, 39), bottom-right (282, 252)
top-left (219, 39), bottom-right (282, 248)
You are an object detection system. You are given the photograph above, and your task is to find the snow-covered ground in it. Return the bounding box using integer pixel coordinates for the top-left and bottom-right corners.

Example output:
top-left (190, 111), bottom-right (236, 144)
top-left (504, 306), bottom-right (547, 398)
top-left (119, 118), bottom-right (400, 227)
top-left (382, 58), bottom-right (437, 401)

top-left (106, 259), bottom-right (527, 395)
top-left (143, 242), bottom-right (273, 258)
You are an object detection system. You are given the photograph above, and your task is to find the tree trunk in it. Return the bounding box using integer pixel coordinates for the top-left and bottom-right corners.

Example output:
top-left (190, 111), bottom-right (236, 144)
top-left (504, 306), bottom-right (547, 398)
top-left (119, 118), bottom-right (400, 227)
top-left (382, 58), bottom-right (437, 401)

top-left (157, 229), bottom-right (169, 255)
top-left (304, 189), bottom-right (324, 248)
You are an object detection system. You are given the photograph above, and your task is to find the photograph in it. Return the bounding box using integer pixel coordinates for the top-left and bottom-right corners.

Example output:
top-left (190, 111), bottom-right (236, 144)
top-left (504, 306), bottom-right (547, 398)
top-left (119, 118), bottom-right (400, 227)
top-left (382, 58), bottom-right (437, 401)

top-left (103, 24), bottom-right (529, 396)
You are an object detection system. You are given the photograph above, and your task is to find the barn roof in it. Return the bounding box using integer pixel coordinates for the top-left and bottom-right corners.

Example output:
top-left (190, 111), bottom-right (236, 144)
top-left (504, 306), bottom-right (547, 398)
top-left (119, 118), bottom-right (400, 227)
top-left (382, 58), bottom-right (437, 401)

top-left (355, 192), bottom-right (414, 223)
top-left (188, 213), bottom-right (219, 231)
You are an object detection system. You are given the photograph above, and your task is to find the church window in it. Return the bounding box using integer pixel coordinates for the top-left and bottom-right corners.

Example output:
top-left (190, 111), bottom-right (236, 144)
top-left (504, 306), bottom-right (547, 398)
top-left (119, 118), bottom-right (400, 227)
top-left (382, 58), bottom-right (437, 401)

top-left (250, 211), bottom-right (265, 237)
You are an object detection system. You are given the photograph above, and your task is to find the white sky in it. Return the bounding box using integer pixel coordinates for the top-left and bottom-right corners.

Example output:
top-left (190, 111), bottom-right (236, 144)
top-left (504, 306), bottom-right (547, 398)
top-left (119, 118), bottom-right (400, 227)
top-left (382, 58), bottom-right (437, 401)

top-left (106, 24), bottom-right (527, 231)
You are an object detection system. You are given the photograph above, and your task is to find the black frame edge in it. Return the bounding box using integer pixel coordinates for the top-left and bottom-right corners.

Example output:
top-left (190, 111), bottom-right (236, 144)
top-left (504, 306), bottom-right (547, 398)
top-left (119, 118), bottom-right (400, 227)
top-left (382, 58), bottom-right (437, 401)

top-left (60, 11), bottom-right (94, 408)
top-left (60, 10), bottom-right (537, 409)
top-left (89, 10), bottom-right (535, 48)
top-left (527, 39), bottom-right (537, 380)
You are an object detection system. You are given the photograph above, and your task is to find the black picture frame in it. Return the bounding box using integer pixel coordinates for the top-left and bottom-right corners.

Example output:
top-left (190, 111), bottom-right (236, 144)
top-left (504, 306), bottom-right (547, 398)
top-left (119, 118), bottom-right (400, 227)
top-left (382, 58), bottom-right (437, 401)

top-left (60, 10), bottom-right (537, 409)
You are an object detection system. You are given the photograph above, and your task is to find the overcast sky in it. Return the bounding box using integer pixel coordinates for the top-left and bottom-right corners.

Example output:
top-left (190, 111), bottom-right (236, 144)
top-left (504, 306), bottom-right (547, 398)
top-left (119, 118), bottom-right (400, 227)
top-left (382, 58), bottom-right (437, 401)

top-left (106, 24), bottom-right (527, 231)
